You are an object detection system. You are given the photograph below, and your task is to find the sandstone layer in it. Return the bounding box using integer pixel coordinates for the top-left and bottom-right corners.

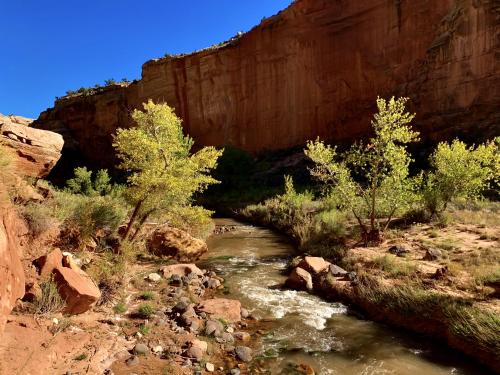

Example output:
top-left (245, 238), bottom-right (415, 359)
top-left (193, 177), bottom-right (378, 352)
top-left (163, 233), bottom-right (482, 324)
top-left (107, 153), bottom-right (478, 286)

top-left (0, 121), bottom-right (63, 334)
top-left (34, 0), bottom-right (499, 171)
top-left (1, 113), bottom-right (64, 178)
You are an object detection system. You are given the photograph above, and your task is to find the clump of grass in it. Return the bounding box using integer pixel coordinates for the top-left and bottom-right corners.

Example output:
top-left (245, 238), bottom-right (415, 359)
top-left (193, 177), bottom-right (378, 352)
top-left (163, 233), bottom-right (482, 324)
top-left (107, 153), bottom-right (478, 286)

top-left (113, 302), bottom-right (127, 314)
top-left (21, 203), bottom-right (55, 238)
top-left (473, 266), bottom-right (500, 286)
top-left (140, 291), bottom-right (155, 300)
top-left (139, 324), bottom-right (151, 335)
top-left (356, 275), bottom-right (500, 352)
top-left (34, 277), bottom-right (65, 316)
top-left (371, 255), bottom-right (418, 278)
top-left (137, 303), bottom-right (155, 318)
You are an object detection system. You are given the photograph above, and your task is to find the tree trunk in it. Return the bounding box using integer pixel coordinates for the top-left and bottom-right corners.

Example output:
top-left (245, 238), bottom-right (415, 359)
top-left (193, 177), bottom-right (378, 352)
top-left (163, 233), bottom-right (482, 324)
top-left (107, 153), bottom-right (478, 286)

top-left (130, 210), bottom-right (153, 242)
top-left (362, 228), bottom-right (383, 246)
top-left (122, 200), bottom-right (143, 241)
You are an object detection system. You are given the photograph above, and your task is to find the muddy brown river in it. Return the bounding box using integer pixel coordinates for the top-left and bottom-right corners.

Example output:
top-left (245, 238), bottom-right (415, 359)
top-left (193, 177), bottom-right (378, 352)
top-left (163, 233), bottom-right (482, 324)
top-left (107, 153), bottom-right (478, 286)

top-left (201, 219), bottom-right (490, 375)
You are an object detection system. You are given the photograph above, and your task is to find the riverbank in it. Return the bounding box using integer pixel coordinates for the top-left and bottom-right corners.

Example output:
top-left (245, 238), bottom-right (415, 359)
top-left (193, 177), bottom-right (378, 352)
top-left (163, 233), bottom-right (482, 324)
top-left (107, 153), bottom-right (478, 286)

top-left (238, 208), bottom-right (500, 373)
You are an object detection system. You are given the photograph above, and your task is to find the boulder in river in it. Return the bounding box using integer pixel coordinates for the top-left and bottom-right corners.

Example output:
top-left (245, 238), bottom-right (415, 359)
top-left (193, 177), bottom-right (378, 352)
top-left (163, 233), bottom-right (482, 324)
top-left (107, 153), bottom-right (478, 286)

top-left (285, 267), bottom-right (313, 291)
top-left (298, 256), bottom-right (331, 275)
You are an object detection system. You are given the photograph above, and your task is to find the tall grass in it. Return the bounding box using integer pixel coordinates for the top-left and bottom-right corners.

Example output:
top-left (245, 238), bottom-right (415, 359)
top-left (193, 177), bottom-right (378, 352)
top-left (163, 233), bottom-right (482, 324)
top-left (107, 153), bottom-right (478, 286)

top-left (356, 274), bottom-right (500, 352)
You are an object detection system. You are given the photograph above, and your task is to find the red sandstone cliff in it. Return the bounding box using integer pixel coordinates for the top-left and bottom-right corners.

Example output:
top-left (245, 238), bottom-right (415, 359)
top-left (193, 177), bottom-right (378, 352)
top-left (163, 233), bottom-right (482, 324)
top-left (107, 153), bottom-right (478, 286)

top-left (34, 0), bottom-right (500, 170)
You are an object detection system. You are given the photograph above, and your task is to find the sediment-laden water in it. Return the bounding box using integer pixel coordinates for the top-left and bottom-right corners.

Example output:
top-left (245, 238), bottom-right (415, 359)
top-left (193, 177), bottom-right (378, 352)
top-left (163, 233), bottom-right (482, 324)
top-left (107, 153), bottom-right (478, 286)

top-left (201, 219), bottom-right (489, 375)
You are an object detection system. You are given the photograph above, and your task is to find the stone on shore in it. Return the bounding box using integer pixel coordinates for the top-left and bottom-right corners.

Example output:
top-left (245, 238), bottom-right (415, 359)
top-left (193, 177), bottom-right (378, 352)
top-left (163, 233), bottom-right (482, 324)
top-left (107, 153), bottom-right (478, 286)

top-left (298, 256), bottom-right (331, 275)
top-left (285, 267), bottom-right (313, 291)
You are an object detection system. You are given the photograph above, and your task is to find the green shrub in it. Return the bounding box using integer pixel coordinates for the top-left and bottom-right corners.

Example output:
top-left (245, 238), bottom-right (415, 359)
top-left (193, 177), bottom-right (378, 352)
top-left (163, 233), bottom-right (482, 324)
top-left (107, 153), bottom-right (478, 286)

top-left (139, 324), bottom-right (151, 335)
top-left (65, 197), bottom-right (126, 240)
top-left (140, 291), bottom-right (155, 300)
top-left (113, 302), bottom-right (127, 314)
top-left (420, 139), bottom-right (499, 217)
top-left (137, 303), bottom-right (155, 318)
top-left (66, 167), bottom-right (114, 197)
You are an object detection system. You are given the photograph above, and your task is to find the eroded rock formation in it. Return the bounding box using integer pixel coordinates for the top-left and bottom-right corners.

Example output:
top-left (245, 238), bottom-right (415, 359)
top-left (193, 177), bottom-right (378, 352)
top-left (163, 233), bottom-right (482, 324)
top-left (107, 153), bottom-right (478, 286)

top-left (34, 0), bottom-right (499, 171)
top-left (0, 121), bottom-right (63, 334)
top-left (1, 113), bottom-right (64, 178)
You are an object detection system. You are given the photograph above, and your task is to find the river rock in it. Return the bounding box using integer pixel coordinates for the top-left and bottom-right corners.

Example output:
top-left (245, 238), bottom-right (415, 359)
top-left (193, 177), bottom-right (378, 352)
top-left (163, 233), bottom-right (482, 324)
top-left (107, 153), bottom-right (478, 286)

top-left (235, 346), bottom-right (253, 362)
top-left (198, 298), bottom-right (242, 323)
top-left (240, 308), bottom-right (249, 319)
top-left (133, 343), bottom-right (149, 355)
top-left (423, 248), bottom-right (442, 261)
top-left (285, 267), bottom-right (313, 291)
top-left (298, 256), bottom-right (331, 275)
top-left (147, 272), bottom-right (162, 282)
top-left (388, 245), bottom-right (409, 257)
top-left (205, 319), bottom-right (224, 337)
top-left (329, 264), bottom-right (348, 277)
top-left (147, 225), bottom-right (208, 261)
top-left (206, 363), bottom-right (215, 372)
top-left (126, 356), bottom-right (139, 366)
top-left (161, 264), bottom-right (203, 279)
top-left (234, 332), bottom-right (250, 342)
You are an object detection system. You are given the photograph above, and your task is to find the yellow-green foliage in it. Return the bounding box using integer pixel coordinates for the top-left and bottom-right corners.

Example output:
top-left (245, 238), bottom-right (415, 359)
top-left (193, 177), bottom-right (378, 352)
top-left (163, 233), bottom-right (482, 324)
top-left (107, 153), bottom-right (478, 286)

top-left (421, 139), bottom-right (499, 216)
top-left (305, 97), bottom-right (419, 241)
top-left (113, 100), bottom-right (223, 240)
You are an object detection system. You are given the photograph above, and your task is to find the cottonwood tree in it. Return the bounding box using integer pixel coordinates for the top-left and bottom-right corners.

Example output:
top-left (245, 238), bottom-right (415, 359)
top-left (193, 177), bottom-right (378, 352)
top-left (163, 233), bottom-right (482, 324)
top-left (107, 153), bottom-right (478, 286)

top-left (113, 100), bottom-right (222, 242)
top-left (421, 139), bottom-right (499, 216)
top-left (305, 97), bottom-right (419, 244)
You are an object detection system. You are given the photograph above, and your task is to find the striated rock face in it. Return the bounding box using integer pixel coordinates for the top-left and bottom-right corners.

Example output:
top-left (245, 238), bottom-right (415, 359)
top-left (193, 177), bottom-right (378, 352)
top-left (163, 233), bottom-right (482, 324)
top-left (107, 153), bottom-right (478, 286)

top-left (0, 199), bottom-right (27, 334)
top-left (34, 0), bottom-right (499, 171)
top-left (1, 113), bottom-right (64, 178)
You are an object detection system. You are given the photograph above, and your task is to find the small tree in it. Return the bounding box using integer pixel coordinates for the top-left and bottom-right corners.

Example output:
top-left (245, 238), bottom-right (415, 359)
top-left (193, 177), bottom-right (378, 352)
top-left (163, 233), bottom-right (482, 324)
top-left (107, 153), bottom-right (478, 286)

top-left (66, 167), bottom-right (113, 196)
top-left (421, 139), bottom-right (499, 216)
top-left (305, 97), bottom-right (419, 244)
top-left (113, 100), bottom-right (223, 242)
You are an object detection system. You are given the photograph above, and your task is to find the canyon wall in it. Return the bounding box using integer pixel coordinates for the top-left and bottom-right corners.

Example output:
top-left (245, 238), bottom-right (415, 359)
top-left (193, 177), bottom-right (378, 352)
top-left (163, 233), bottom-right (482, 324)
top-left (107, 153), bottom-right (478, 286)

top-left (34, 0), bottom-right (500, 170)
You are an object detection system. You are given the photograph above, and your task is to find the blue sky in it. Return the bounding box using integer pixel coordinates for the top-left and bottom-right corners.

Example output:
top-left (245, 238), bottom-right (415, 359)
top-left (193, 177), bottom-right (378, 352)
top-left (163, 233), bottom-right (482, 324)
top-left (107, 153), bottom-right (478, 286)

top-left (0, 1), bottom-right (292, 118)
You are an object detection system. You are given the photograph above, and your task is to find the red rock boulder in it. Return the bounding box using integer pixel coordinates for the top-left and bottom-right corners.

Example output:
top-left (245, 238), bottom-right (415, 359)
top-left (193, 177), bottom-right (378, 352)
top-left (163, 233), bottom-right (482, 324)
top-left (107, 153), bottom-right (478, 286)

top-left (147, 226), bottom-right (208, 262)
top-left (298, 256), bottom-right (331, 276)
top-left (34, 250), bottom-right (101, 315)
top-left (285, 267), bottom-right (313, 291)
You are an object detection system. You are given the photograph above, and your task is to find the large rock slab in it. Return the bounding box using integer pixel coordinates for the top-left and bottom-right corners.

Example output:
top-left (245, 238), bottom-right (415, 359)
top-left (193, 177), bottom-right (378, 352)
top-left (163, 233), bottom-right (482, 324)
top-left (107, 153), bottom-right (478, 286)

top-left (0, 114), bottom-right (63, 178)
top-left (197, 298), bottom-right (241, 323)
top-left (34, 250), bottom-right (101, 315)
top-left (147, 226), bottom-right (208, 262)
top-left (52, 267), bottom-right (101, 315)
